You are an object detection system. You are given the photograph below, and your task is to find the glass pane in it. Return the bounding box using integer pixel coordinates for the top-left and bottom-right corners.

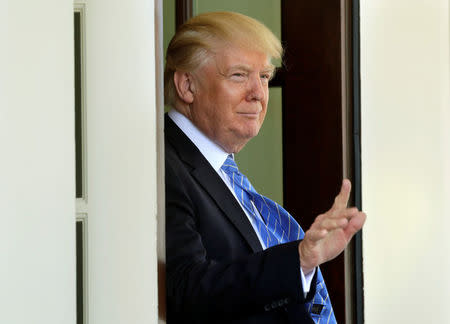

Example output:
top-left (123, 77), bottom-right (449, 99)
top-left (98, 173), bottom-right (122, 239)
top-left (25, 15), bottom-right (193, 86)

top-left (74, 11), bottom-right (83, 198)
top-left (76, 220), bottom-right (84, 324)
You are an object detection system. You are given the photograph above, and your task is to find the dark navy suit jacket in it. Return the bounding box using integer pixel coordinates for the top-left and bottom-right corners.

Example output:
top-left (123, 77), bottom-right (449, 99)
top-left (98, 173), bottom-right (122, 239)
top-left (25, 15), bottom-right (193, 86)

top-left (165, 115), bottom-right (316, 323)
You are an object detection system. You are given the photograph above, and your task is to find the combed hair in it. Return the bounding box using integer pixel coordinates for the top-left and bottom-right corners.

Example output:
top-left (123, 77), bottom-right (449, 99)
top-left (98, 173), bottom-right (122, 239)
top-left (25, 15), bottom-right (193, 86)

top-left (164, 11), bottom-right (283, 107)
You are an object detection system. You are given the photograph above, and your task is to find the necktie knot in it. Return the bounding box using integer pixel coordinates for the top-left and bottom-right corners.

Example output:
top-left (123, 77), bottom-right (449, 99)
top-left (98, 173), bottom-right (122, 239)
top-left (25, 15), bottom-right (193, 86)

top-left (221, 155), bottom-right (239, 174)
top-left (221, 155), bottom-right (254, 193)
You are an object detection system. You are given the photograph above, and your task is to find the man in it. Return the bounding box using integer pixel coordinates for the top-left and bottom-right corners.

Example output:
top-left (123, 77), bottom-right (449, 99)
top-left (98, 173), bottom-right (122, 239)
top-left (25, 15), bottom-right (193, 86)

top-left (165, 11), bottom-right (366, 324)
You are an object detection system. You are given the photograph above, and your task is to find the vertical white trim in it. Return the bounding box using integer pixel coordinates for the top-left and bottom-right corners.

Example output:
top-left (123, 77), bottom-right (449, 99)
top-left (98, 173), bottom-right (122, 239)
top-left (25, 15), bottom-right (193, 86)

top-left (441, 0), bottom-right (450, 305)
top-left (85, 0), bottom-right (159, 323)
top-left (155, 0), bottom-right (167, 322)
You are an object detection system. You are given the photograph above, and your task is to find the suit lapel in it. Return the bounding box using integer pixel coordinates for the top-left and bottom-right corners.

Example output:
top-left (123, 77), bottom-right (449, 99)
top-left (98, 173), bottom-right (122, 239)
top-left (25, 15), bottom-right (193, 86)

top-left (165, 115), bottom-right (263, 253)
top-left (191, 165), bottom-right (263, 253)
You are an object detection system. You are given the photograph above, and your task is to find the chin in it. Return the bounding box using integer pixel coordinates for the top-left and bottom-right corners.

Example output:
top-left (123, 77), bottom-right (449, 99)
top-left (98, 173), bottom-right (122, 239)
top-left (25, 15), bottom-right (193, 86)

top-left (228, 123), bottom-right (261, 147)
top-left (239, 130), bottom-right (260, 144)
top-left (243, 120), bottom-right (262, 135)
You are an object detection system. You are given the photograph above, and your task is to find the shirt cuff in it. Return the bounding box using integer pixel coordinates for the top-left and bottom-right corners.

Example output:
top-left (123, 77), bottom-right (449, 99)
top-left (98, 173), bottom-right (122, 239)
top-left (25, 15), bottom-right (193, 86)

top-left (300, 267), bottom-right (316, 298)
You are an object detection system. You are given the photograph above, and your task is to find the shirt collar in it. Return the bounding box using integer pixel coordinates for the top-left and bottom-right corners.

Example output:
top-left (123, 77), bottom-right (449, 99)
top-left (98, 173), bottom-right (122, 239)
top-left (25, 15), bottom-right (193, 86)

top-left (168, 109), bottom-right (230, 171)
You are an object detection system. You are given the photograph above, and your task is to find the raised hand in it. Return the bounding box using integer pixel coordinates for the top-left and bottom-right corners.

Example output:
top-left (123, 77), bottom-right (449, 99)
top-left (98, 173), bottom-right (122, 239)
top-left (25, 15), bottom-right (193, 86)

top-left (298, 179), bottom-right (366, 274)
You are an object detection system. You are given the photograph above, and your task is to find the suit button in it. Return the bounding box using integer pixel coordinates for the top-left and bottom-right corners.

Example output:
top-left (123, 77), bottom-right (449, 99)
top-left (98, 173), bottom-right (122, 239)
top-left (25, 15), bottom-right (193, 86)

top-left (264, 304), bottom-right (271, 311)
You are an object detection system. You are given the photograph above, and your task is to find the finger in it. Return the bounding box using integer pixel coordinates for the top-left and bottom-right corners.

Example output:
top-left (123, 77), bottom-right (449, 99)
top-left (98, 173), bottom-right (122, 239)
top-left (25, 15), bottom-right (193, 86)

top-left (333, 179), bottom-right (352, 210)
top-left (319, 217), bottom-right (349, 231)
top-left (329, 206), bottom-right (359, 219)
top-left (343, 207), bottom-right (359, 219)
top-left (344, 212), bottom-right (367, 237)
top-left (305, 228), bottom-right (328, 242)
top-left (307, 214), bottom-right (351, 242)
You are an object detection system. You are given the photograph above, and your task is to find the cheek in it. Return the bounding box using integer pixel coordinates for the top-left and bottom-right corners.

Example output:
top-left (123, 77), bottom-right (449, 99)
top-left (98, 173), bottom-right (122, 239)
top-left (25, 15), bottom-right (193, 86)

top-left (260, 97), bottom-right (269, 119)
top-left (264, 90), bottom-right (269, 105)
top-left (258, 110), bottom-right (267, 128)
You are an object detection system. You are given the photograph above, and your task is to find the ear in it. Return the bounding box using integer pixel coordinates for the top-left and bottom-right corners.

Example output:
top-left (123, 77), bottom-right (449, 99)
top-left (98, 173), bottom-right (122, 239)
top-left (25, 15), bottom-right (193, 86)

top-left (173, 71), bottom-right (195, 104)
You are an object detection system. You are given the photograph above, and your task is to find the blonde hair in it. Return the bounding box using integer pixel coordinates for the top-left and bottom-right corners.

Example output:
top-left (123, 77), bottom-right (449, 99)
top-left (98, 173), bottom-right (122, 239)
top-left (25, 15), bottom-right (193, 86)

top-left (164, 11), bottom-right (283, 107)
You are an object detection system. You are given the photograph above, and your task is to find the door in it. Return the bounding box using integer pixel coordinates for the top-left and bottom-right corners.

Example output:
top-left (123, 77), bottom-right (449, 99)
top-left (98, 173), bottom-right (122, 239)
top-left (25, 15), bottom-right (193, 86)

top-left (165, 1), bottom-right (363, 322)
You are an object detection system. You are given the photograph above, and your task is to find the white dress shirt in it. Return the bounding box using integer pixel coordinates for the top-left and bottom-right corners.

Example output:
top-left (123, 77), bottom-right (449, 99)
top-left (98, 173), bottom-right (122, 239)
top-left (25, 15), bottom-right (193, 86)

top-left (168, 109), bottom-right (314, 295)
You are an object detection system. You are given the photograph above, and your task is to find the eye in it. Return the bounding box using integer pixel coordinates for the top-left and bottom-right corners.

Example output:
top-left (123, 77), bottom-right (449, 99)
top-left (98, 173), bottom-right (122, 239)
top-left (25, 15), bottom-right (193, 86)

top-left (260, 73), bottom-right (272, 83)
top-left (230, 72), bottom-right (248, 82)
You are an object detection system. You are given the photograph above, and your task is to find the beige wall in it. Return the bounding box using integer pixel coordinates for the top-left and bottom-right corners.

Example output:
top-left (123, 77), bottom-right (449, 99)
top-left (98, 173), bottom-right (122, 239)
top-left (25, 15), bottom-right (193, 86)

top-left (1, 1), bottom-right (161, 323)
top-left (361, 1), bottom-right (450, 322)
top-left (0, 1), bottom-right (76, 323)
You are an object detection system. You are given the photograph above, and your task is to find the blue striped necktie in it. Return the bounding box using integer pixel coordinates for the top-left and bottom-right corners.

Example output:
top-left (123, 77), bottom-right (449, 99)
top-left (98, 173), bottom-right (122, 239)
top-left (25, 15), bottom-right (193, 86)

top-left (221, 155), bottom-right (336, 323)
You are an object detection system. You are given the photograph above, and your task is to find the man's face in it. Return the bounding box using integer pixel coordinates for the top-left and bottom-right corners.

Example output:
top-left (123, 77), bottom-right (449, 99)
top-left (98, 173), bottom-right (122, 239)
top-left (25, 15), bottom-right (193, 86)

top-left (188, 45), bottom-right (273, 153)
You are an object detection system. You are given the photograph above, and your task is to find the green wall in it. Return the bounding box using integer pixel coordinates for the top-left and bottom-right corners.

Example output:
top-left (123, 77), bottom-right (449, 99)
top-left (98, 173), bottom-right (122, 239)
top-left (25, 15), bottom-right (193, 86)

top-left (163, 0), bottom-right (175, 113)
top-left (163, 0), bottom-right (284, 204)
top-left (163, 0), bottom-right (175, 58)
top-left (195, 0), bottom-right (282, 68)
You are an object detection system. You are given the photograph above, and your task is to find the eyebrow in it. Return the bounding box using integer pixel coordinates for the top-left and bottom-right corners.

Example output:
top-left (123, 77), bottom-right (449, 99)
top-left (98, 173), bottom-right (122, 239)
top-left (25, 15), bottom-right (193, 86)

top-left (228, 64), bottom-right (275, 74)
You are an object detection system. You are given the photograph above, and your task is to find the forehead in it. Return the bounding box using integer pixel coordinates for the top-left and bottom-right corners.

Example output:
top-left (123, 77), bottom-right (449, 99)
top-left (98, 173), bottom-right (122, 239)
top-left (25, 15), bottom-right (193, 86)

top-left (213, 45), bottom-right (273, 72)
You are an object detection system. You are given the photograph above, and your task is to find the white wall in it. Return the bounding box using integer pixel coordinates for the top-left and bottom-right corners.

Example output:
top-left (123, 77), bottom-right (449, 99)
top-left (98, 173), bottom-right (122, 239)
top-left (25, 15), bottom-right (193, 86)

top-left (361, 1), bottom-right (450, 323)
top-left (85, 0), bottom-right (159, 323)
top-left (0, 1), bottom-right (76, 323)
top-left (1, 0), bottom-right (161, 323)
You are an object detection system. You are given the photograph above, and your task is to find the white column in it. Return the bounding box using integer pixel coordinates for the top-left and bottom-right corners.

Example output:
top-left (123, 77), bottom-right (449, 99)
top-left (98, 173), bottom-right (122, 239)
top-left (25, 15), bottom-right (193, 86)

top-left (361, 0), bottom-right (450, 323)
top-left (0, 1), bottom-right (76, 323)
top-left (85, 0), bottom-right (159, 323)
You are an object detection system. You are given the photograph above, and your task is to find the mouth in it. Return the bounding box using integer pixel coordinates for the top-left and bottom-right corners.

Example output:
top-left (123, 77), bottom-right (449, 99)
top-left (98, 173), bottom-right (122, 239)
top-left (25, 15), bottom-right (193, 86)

top-left (237, 111), bottom-right (261, 119)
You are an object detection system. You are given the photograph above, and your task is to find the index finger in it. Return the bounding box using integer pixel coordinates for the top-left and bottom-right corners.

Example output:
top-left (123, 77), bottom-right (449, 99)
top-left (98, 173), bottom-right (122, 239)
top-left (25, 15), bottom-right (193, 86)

top-left (333, 179), bottom-right (352, 209)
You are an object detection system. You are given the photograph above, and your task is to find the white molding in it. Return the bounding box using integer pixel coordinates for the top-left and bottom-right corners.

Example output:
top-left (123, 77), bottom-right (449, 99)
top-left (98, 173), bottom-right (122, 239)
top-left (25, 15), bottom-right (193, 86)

top-left (155, 0), bottom-right (166, 322)
top-left (76, 199), bottom-right (88, 216)
top-left (85, 0), bottom-right (158, 321)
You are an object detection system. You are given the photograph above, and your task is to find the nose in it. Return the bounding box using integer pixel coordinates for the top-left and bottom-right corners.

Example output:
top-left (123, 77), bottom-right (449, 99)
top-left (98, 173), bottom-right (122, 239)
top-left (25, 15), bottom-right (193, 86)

top-left (246, 74), bottom-right (265, 102)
